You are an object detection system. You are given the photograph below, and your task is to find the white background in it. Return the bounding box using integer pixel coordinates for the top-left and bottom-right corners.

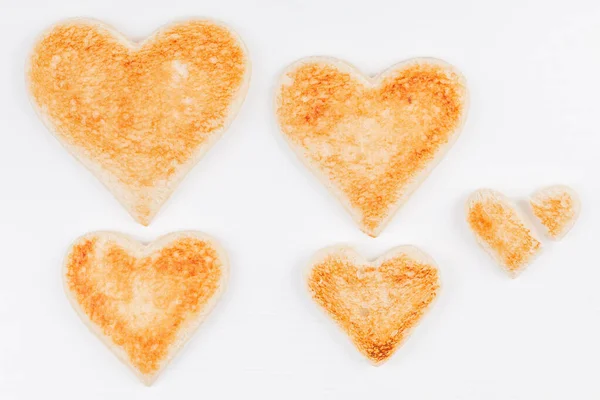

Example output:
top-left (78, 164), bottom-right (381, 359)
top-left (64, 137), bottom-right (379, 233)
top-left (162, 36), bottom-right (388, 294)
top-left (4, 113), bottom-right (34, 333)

top-left (0, 0), bottom-right (598, 398)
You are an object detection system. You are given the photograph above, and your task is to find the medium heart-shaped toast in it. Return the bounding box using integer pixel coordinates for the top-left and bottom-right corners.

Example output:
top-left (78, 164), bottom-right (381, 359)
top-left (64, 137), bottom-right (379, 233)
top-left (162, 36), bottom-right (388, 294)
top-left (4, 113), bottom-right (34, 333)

top-left (306, 246), bottom-right (440, 364)
top-left (466, 189), bottom-right (542, 277)
top-left (28, 19), bottom-right (250, 225)
top-left (63, 231), bottom-right (228, 385)
top-left (276, 57), bottom-right (468, 236)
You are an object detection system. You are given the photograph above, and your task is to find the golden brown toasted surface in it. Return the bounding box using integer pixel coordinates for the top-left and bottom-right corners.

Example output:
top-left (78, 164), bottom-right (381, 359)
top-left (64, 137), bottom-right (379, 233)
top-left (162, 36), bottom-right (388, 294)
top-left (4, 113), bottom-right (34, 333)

top-left (308, 249), bottom-right (439, 364)
top-left (467, 192), bottom-right (541, 273)
top-left (65, 235), bottom-right (223, 376)
top-left (29, 20), bottom-right (247, 221)
top-left (530, 188), bottom-right (578, 238)
top-left (277, 60), bottom-right (467, 234)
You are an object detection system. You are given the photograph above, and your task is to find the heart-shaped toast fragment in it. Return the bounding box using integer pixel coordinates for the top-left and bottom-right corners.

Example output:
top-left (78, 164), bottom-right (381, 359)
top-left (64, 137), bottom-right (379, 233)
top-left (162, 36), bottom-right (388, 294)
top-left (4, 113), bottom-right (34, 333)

top-left (276, 57), bottom-right (468, 236)
top-left (63, 231), bottom-right (228, 385)
top-left (530, 185), bottom-right (580, 240)
top-left (307, 246), bottom-right (440, 364)
top-left (466, 189), bottom-right (542, 277)
top-left (28, 19), bottom-right (250, 225)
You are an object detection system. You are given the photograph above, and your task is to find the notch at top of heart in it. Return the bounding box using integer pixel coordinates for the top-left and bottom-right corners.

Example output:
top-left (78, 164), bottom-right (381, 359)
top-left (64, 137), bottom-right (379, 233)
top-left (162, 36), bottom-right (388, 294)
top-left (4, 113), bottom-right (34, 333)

top-left (27, 18), bottom-right (251, 225)
top-left (275, 57), bottom-right (469, 236)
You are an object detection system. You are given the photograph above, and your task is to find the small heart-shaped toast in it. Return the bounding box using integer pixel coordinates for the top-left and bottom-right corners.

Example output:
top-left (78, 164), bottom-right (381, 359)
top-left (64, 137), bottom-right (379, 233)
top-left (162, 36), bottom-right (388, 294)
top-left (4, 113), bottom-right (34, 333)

top-left (530, 185), bottom-right (580, 240)
top-left (28, 19), bottom-right (250, 225)
top-left (276, 57), bottom-right (468, 236)
top-left (466, 189), bottom-right (542, 277)
top-left (306, 246), bottom-right (440, 364)
top-left (63, 231), bottom-right (228, 385)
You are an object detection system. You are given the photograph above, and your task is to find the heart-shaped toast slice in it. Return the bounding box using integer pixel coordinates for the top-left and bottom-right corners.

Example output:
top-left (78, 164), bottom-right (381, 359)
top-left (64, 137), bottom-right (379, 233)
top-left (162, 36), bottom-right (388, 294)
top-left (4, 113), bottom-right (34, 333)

top-left (28, 19), bottom-right (250, 225)
top-left (306, 246), bottom-right (440, 364)
top-left (530, 185), bottom-right (580, 240)
top-left (466, 189), bottom-right (542, 277)
top-left (63, 231), bottom-right (228, 385)
top-left (276, 57), bottom-right (468, 236)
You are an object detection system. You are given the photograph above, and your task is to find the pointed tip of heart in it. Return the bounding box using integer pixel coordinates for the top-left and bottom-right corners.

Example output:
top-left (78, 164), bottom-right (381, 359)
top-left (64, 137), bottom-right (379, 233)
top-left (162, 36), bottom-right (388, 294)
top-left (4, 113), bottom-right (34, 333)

top-left (139, 373), bottom-right (159, 386)
top-left (369, 359), bottom-right (386, 366)
top-left (135, 215), bottom-right (152, 227)
top-left (364, 352), bottom-right (392, 366)
top-left (362, 228), bottom-right (379, 238)
top-left (129, 200), bottom-right (159, 226)
top-left (359, 220), bottom-right (384, 237)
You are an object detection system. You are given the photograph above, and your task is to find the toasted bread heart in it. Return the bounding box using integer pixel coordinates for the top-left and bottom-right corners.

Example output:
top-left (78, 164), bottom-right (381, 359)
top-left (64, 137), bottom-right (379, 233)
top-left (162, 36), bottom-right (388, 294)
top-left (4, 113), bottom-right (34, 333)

top-left (63, 231), bottom-right (228, 385)
top-left (28, 19), bottom-right (250, 225)
top-left (276, 57), bottom-right (468, 236)
top-left (466, 189), bottom-right (542, 277)
top-left (306, 246), bottom-right (440, 364)
top-left (530, 185), bottom-right (580, 240)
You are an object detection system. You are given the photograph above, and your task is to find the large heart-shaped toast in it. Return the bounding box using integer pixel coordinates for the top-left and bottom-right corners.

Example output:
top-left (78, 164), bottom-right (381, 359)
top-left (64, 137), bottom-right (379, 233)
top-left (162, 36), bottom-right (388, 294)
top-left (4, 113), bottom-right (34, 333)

top-left (63, 231), bottom-right (228, 385)
top-left (306, 246), bottom-right (440, 364)
top-left (276, 58), bottom-right (468, 236)
top-left (28, 19), bottom-right (250, 225)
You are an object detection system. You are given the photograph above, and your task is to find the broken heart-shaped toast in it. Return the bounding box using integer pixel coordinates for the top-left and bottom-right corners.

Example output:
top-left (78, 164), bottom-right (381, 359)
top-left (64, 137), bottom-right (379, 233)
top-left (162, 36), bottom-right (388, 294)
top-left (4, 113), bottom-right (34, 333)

top-left (276, 57), bottom-right (468, 236)
top-left (466, 189), bottom-right (542, 277)
top-left (306, 246), bottom-right (440, 364)
top-left (530, 185), bottom-right (580, 240)
top-left (63, 231), bottom-right (228, 385)
top-left (28, 19), bottom-right (250, 225)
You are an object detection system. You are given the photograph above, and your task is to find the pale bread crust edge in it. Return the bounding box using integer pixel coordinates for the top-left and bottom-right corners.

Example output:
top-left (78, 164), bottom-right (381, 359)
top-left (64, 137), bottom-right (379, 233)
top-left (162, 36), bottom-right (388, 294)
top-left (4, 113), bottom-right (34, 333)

top-left (275, 57), bottom-right (469, 237)
top-left (62, 231), bottom-right (230, 385)
top-left (27, 18), bottom-right (252, 226)
top-left (466, 189), bottom-right (543, 278)
top-left (305, 245), bottom-right (441, 365)
top-left (529, 185), bottom-right (581, 240)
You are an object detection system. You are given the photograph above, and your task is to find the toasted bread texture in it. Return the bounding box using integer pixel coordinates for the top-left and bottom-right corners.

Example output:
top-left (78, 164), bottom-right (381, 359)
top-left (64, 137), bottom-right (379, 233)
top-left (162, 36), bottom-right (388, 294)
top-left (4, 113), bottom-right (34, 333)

top-left (28, 19), bottom-right (250, 225)
top-left (466, 189), bottom-right (542, 277)
top-left (530, 185), bottom-right (580, 240)
top-left (63, 231), bottom-right (229, 385)
top-left (276, 57), bottom-right (468, 236)
top-left (306, 246), bottom-right (440, 364)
